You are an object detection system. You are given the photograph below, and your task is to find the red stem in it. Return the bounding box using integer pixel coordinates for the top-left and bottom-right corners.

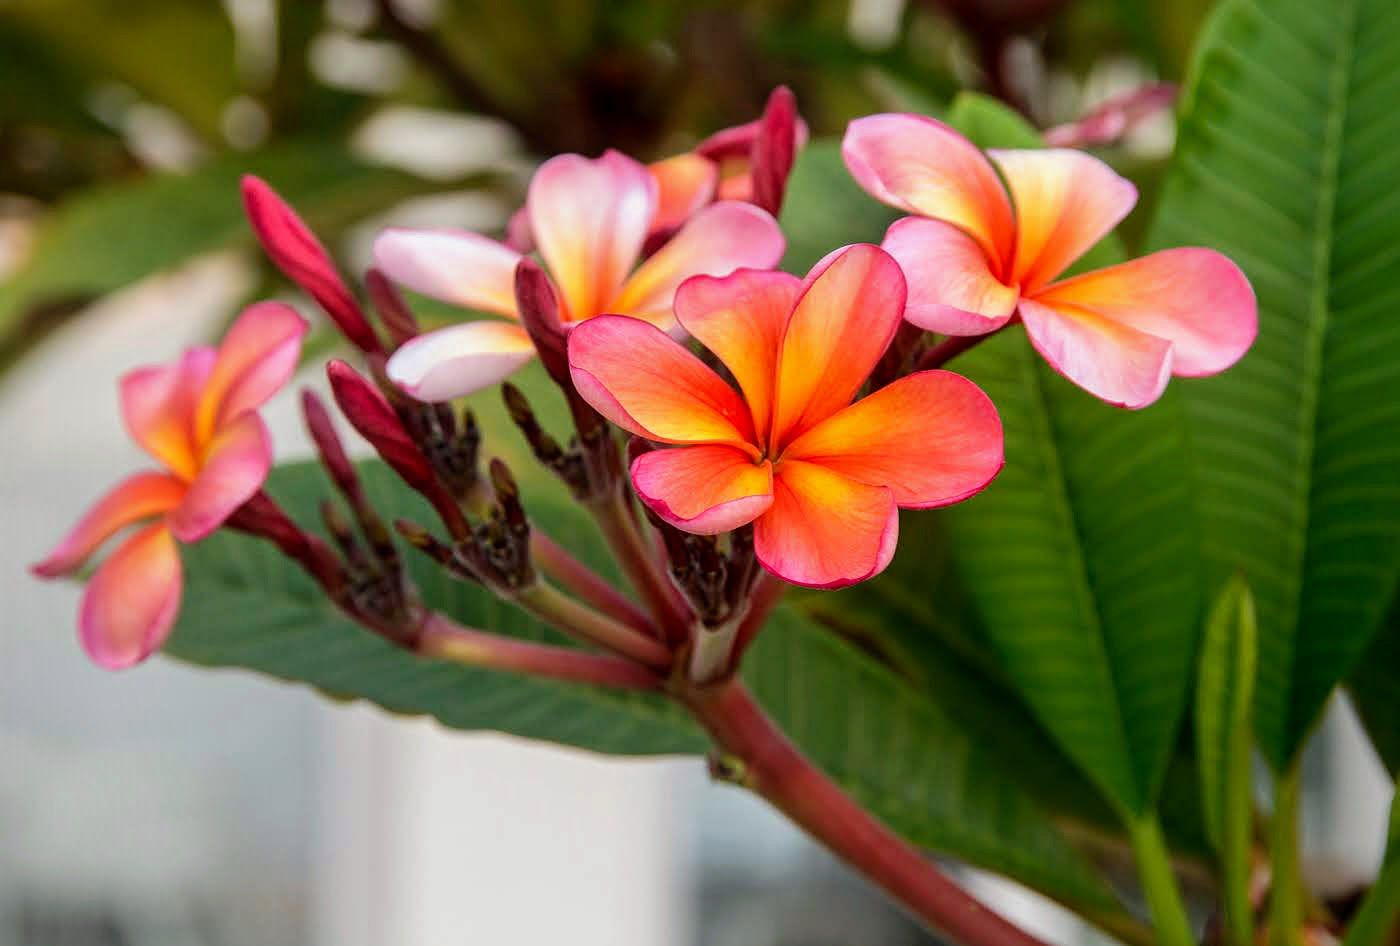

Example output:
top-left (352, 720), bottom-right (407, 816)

top-left (531, 532), bottom-right (657, 637)
top-left (588, 488), bottom-right (693, 642)
top-left (418, 613), bottom-right (662, 689)
top-left (732, 571), bottom-right (786, 662)
top-left (682, 680), bottom-right (1053, 946)
top-left (914, 329), bottom-right (999, 373)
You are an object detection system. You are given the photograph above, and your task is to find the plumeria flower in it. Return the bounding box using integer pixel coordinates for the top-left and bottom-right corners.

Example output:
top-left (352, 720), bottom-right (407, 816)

top-left (567, 245), bottom-right (1004, 589)
top-left (374, 151), bottom-right (785, 402)
top-left (842, 113), bottom-right (1257, 408)
top-left (32, 303), bottom-right (307, 668)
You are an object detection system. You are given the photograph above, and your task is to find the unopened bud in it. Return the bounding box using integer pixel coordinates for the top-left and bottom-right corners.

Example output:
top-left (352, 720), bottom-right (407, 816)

top-left (514, 259), bottom-right (570, 387)
top-left (751, 86), bottom-right (799, 218)
top-left (240, 175), bottom-right (382, 354)
top-left (302, 389), bottom-right (360, 502)
top-left (365, 267), bottom-right (419, 347)
top-left (326, 359), bottom-right (436, 492)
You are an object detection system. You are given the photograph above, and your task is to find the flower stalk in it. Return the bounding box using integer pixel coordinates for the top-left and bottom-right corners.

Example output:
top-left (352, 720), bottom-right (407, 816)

top-left (681, 678), bottom-right (1053, 946)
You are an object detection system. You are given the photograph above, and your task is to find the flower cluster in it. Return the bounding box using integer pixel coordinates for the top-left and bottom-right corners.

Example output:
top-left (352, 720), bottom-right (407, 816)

top-left (34, 89), bottom-right (1256, 685)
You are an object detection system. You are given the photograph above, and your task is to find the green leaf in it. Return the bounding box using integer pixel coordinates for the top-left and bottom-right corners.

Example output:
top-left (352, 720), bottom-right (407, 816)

top-left (164, 456), bottom-right (1116, 912)
top-left (1349, 591), bottom-right (1400, 775)
top-left (0, 145), bottom-right (435, 370)
top-left (1148, 0), bottom-right (1400, 768)
top-left (918, 93), bottom-right (1204, 816)
top-left (2, 0), bottom-right (240, 140)
top-left (779, 139), bottom-right (898, 274)
top-left (1195, 575), bottom-right (1258, 850)
top-left (1196, 575), bottom-right (1258, 946)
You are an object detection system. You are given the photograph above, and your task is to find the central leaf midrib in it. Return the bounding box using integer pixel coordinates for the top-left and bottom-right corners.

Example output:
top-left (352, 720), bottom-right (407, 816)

top-left (1021, 345), bottom-right (1140, 811)
top-left (1277, 0), bottom-right (1358, 763)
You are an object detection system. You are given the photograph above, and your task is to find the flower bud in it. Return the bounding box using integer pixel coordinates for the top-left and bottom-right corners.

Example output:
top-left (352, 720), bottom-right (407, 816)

top-left (241, 175), bottom-right (383, 354)
top-left (326, 360), bottom-right (435, 492)
top-left (750, 86), bottom-right (799, 218)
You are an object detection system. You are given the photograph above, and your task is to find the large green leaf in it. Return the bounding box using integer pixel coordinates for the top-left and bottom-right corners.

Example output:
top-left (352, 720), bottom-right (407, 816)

top-left (1148, 0), bottom-right (1400, 768)
top-left (164, 457), bottom-right (1117, 912)
top-left (153, 358), bottom-right (1118, 911)
top-left (909, 94), bottom-right (1205, 817)
top-left (1349, 591), bottom-right (1400, 775)
top-left (2, 0), bottom-right (240, 140)
top-left (0, 145), bottom-right (436, 369)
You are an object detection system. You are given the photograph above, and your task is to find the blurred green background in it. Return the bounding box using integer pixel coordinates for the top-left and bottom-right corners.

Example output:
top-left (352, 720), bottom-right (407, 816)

top-left (0, 0), bottom-right (1208, 375)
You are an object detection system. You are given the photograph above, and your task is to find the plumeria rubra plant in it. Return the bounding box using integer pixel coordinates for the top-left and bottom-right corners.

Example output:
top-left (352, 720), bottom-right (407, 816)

top-left (28, 2), bottom-right (1400, 941)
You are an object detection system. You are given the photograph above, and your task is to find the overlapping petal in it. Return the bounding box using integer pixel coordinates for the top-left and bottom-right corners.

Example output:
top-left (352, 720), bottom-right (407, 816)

top-left (842, 113), bottom-right (1014, 265)
top-left (196, 301), bottom-right (307, 441)
top-left (648, 153), bottom-right (718, 235)
top-left (784, 371), bottom-right (1003, 507)
top-left (631, 445), bottom-right (773, 534)
top-left (568, 315), bottom-right (756, 449)
top-left (1033, 247), bottom-right (1256, 376)
top-left (989, 148), bottom-right (1137, 292)
top-left (78, 523), bottom-right (183, 669)
top-left (528, 151), bottom-right (655, 321)
top-left (609, 202), bottom-right (785, 327)
top-left (755, 460), bottom-right (898, 589)
top-left (1019, 298), bottom-right (1173, 409)
top-left (168, 413), bottom-right (272, 542)
top-left (386, 320), bottom-right (536, 402)
top-left (882, 217), bottom-right (1018, 335)
top-left (31, 472), bottom-right (186, 578)
top-left (674, 269), bottom-right (800, 442)
top-left (120, 347), bottom-right (215, 480)
top-left (770, 245), bottom-right (905, 449)
top-left (372, 228), bottom-right (522, 316)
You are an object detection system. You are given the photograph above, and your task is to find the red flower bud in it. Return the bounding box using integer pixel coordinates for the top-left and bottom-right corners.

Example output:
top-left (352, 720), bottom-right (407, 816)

top-left (326, 360), bottom-right (435, 492)
top-left (301, 389), bottom-right (361, 502)
top-left (241, 175), bottom-right (383, 354)
top-left (750, 86), bottom-right (799, 218)
top-left (365, 267), bottom-right (419, 348)
top-left (513, 259), bottom-right (569, 388)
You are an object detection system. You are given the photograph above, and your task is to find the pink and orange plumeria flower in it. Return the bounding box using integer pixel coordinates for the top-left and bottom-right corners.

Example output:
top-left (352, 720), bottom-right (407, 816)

top-left (842, 113), bottom-right (1257, 408)
top-left (375, 150), bottom-right (785, 402)
top-left (32, 303), bottom-right (308, 668)
top-left (568, 244), bottom-right (1004, 589)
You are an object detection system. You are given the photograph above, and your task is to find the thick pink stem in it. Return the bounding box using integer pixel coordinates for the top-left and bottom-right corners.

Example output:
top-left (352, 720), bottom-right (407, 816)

top-left (418, 613), bottom-right (662, 689)
top-left (531, 532), bottom-right (657, 637)
top-left (682, 680), bottom-right (1053, 946)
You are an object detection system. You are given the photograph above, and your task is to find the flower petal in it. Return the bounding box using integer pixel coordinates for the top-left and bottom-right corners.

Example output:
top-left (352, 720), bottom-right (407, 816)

top-left (1019, 298), bottom-right (1173, 409)
top-left (784, 369), bottom-right (1003, 506)
top-left (988, 148), bottom-right (1137, 293)
top-left (528, 151), bottom-right (655, 321)
top-left (386, 320), bottom-right (536, 401)
top-left (372, 228), bottom-right (522, 316)
top-left (770, 244), bottom-right (906, 450)
top-left (196, 301), bottom-right (308, 442)
top-left (674, 268), bottom-right (801, 444)
top-left (1033, 248), bottom-right (1257, 376)
top-left (31, 472), bottom-right (186, 578)
top-left (568, 315), bottom-right (756, 450)
top-left (631, 445), bottom-right (773, 534)
top-left (842, 113), bottom-right (1014, 265)
top-left (648, 153), bottom-right (718, 235)
top-left (168, 413), bottom-right (271, 542)
top-left (882, 216), bottom-right (1019, 335)
top-left (121, 346), bottom-right (216, 479)
top-left (78, 523), bottom-right (183, 669)
top-left (610, 201), bottom-right (786, 328)
top-left (755, 460), bottom-right (897, 589)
